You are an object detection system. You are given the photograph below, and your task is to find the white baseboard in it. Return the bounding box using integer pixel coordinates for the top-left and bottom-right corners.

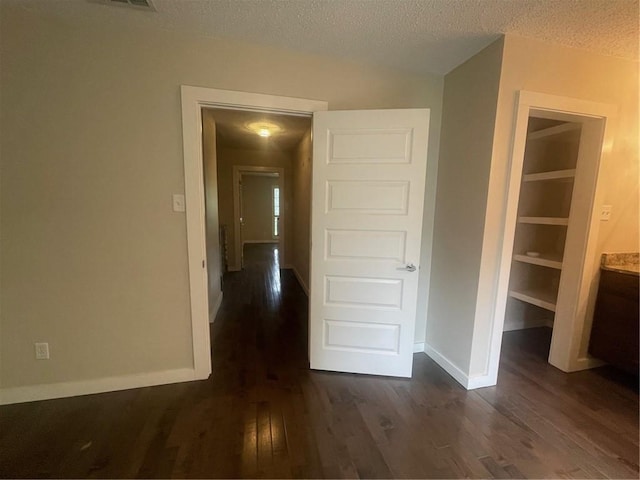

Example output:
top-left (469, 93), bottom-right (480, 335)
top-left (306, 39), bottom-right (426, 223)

top-left (466, 372), bottom-right (498, 389)
top-left (570, 355), bottom-right (606, 371)
top-left (424, 343), bottom-right (470, 388)
top-left (209, 291), bottom-right (223, 323)
top-left (413, 342), bottom-right (425, 353)
top-left (288, 265), bottom-right (309, 296)
top-left (424, 343), bottom-right (496, 390)
top-left (0, 367), bottom-right (200, 405)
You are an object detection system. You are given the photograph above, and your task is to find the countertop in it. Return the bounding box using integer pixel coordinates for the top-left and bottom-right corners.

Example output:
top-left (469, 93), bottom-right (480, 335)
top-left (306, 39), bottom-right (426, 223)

top-left (601, 252), bottom-right (640, 276)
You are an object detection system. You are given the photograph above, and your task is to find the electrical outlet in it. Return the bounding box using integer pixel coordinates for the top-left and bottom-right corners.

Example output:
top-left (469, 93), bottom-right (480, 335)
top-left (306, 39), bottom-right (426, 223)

top-left (600, 204), bottom-right (612, 221)
top-left (35, 342), bottom-right (49, 360)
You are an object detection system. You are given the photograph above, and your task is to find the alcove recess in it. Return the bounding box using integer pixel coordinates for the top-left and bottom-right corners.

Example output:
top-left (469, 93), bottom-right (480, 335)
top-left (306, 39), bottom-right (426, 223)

top-left (504, 118), bottom-right (581, 331)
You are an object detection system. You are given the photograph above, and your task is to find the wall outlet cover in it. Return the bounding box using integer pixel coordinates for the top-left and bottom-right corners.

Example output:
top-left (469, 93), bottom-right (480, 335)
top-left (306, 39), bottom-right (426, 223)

top-left (600, 204), bottom-right (612, 221)
top-left (35, 342), bottom-right (50, 360)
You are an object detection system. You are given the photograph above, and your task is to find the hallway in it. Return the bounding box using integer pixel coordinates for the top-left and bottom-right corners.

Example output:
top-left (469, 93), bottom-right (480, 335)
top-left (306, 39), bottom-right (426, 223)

top-left (0, 244), bottom-right (638, 478)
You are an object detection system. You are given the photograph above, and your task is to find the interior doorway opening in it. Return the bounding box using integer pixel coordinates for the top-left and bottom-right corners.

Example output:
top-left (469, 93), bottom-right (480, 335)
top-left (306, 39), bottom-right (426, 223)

top-left (490, 91), bottom-right (616, 381)
top-left (236, 170), bottom-right (282, 269)
top-left (201, 105), bottom-right (313, 300)
top-left (233, 168), bottom-right (284, 269)
top-left (180, 86), bottom-right (327, 380)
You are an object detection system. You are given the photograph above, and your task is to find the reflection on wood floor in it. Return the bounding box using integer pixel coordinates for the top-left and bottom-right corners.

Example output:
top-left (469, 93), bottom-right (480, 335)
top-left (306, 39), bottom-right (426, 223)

top-left (1, 243), bottom-right (638, 478)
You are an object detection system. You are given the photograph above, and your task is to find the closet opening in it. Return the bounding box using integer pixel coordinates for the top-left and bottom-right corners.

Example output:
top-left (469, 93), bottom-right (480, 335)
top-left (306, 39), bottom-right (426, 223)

top-left (494, 91), bottom-right (616, 375)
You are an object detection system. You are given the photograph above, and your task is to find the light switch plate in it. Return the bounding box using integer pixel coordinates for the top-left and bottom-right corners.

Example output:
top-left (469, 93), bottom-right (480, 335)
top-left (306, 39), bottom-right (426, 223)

top-left (172, 194), bottom-right (186, 212)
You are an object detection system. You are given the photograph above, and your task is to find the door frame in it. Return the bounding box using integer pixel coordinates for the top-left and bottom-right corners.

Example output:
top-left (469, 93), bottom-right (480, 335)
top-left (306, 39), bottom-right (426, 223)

top-left (488, 90), bottom-right (617, 383)
top-left (180, 85), bottom-right (327, 379)
top-left (232, 166), bottom-right (285, 270)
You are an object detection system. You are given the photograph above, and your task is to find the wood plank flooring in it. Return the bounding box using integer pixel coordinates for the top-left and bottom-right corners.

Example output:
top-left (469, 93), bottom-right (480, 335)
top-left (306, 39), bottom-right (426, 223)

top-left (1, 243), bottom-right (638, 478)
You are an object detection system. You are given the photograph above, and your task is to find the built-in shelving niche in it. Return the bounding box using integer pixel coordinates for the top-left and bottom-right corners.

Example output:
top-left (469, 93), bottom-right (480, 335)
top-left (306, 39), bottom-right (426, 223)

top-left (495, 92), bottom-right (615, 374)
top-left (503, 117), bottom-right (580, 332)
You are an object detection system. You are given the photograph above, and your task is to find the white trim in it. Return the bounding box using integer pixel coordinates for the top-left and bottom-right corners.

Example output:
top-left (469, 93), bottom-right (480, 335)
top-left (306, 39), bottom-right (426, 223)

top-left (424, 343), bottom-right (471, 388)
top-left (272, 184), bottom-right (281, 240)
top-left (209, 291), bottom-right (223, 323)
top-left (412, 342), bottom-right (425, 353)
top-left (486, 90), bottom-right (617, 383)
top-left (288, 265), bottom-right (309, 296)
top-left (0, 368), bottom-right (198, 405)
top-left (181, 86), bottom-right (327, 381)
top-left (573, 356), bottom-right (606, 371)
top-left (466, 372), bottom-right (497, 390)
top-left (180, 87), bottom-right (212, 380)
top-left (424, 343), bottom-right (495, 389)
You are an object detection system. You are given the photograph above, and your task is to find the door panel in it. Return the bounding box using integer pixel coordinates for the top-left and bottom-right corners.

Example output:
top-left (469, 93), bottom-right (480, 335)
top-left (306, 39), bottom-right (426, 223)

top-left (327, 181), bottom-right (409, 214)
top-left (310, 109), bottom-right (430, 378)
top-left (326, 229), bottom-right (407, 262)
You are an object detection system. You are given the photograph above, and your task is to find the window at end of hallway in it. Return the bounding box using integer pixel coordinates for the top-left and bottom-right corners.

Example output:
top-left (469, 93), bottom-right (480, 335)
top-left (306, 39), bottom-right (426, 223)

top-left (272, 186), bottom-right (280, 238)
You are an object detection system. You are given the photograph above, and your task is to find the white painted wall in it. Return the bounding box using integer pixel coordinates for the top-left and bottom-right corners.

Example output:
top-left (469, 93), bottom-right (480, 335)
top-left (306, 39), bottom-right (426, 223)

top-left (427, 33), bottom-right (637, 389)
top-left (469, 34), bottom-right (639, 379)
top-left (202, 112), bottom-right (223, 319)
top-left (291, 130), bottom-right (312, 294)
top-left (425, 39), bottom-right (505, 383)
top-left (0, 4), bottom-right (443, 393)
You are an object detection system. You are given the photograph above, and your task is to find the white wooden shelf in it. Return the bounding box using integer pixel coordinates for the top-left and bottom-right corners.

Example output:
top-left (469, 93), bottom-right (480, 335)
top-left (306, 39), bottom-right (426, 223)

top-left (509, 288), bottom-right (557, 312)
top-left (522, 169), bottom-right (576, 182)
top-left (513, 253), bottom-right (563, 269)
top-left (518, 216), bottom-right (569, 226)
top-left (527, 122), bottom-right (580, 141)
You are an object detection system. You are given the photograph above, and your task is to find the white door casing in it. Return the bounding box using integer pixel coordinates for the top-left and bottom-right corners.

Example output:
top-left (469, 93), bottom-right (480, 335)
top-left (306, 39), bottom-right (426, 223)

top-left (488, 91), bottom-right (616, 382)
top-left (310, 109), bottom-right (430, 378)
top-left (180, 86), bottom-right (327, 380)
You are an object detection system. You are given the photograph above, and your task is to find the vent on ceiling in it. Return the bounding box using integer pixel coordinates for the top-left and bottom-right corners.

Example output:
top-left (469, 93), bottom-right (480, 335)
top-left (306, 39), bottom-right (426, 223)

top-left (90, 0), bottom-right (156, 11)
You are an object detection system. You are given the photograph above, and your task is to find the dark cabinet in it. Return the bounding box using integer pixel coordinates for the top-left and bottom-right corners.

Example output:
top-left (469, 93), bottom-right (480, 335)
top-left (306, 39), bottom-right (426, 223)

top-left (588, 268), bottom-right (639, 374)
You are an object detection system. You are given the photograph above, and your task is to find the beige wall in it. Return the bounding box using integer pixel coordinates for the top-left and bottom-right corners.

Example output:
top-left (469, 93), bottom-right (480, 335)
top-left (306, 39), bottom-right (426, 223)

top-left (0, 4), bottom-right (443, 392)
top-left (216, 148), bottom-right (293, 271)
top-left (469, 34), bottom-right (639, 376)
top-left (426, 39), bottom-right (505, 372)
top-left (202, 112), bottom-right (223, 318)
top-left (427, 34), bottom-right (638, 384)
top-left (291, 130), bottom-right (312, 292)
top-left (242, 175), bottom-right (278, 243)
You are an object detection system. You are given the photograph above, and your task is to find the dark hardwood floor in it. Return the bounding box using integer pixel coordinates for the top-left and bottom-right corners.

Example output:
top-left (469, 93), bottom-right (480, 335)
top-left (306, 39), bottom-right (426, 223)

top-left (1, 243), bottom-right (638, 478)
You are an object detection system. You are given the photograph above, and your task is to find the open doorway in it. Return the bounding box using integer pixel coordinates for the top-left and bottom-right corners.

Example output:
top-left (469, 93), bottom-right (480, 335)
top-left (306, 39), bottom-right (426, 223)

top-left (202, 107), bottom-right (311, 282)
top-left (236, 169), bottom-right (282, 269)
top-left (180, 87), bottom-right (327, 380)
top-left (200, 107), bottom-right (314, 380)
top-left (182, 87), bottom-right (432, 381)
top-left (490, 91), bottom-right (616, 380)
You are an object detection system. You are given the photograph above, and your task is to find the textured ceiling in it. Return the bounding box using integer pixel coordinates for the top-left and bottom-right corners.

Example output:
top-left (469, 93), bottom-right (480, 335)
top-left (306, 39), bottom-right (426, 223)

top-left (206, 108), bottom-right (312, 152)
top-left (11, 0), bottom-right (639, 75)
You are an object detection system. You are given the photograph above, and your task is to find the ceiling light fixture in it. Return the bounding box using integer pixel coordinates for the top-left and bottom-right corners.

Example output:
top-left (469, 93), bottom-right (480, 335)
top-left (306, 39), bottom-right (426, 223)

top-left (246, 121), bottom-right (283, 138)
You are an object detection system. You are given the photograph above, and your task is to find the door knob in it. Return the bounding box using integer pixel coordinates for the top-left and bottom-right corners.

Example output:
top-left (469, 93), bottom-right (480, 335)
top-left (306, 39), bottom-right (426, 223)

top-left (397, 263), bottom-right (417, 272)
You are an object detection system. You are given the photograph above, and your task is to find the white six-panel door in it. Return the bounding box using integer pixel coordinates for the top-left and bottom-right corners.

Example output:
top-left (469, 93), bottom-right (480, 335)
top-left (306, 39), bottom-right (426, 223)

top-left (310, 109), bottom-right (430, 377)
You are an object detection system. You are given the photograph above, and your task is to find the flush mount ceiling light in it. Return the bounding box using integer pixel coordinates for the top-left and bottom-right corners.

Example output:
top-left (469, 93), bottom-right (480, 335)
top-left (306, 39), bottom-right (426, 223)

top-left (246, 121), bottom-right (283, 138)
